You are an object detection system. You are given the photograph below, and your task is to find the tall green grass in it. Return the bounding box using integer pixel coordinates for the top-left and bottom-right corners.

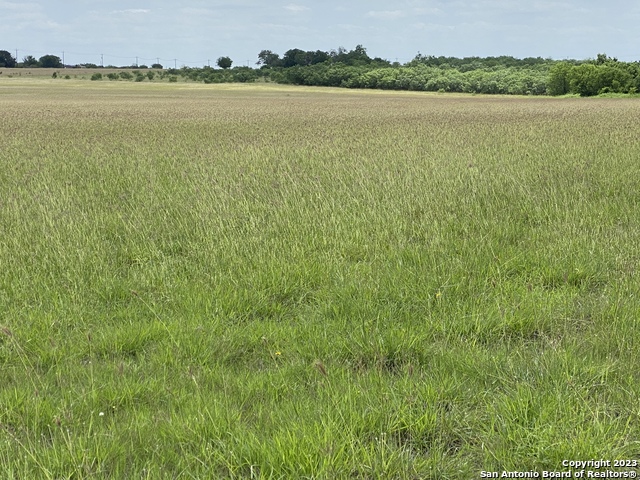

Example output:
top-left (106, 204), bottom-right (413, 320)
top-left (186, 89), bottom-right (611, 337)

top-left (1, 82), bottom-right (639, 478)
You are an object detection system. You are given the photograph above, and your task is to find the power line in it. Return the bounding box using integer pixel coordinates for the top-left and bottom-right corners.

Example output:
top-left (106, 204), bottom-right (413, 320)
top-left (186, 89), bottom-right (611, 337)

top-left (9, 47), bottom-right (240, 68)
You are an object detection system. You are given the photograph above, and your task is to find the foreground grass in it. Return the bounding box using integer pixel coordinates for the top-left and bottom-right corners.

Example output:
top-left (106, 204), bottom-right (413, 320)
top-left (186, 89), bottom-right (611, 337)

top-left (1, 81), bottom-right (639, 478)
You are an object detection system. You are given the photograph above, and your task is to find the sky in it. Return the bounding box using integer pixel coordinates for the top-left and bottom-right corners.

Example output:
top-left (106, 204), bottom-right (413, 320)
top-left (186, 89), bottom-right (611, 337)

top-left (2, 1), bottom-right (640, 67)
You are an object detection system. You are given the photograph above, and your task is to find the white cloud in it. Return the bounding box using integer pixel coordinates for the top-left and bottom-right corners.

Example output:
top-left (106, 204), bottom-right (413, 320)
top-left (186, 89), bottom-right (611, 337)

top-left (366, 10), bottom-right (405, 20)
top-left (0, 1), bottom-right (63, 31)
top-left (0, 0), bottom-right (29, 8)
top-left (178, 7), bottom-right (217, 17)
top-left (111, 9), bottom-right (150, 15)
top-left (284, 4), bottom-right (309, 12)
top-left (412, 7), bottom-right (442, 15)
top-left (411, 22), bottom-right (455, 32)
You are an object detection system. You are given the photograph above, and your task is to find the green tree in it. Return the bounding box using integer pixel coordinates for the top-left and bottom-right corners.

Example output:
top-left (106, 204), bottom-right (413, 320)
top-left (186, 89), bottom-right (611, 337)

top-left (282, 49), bottom-right (307, 67)
top-left (330, 45), bottom-right (371, 66)
top-left (310, 50), bottom-right (329, 65)
top-left (568, 63), bottom-right (632, 96)
top-left (568, 64), bottom-right (602, 96)
top-left (22, 55), bottom-right (38, 67)
top-left (216, 56), bottom-right (233, 69)
top-left (347, 44), bottom-right (370, 65)
top-left (39, 55), bottom-right (63, 68)
top-left (547, 62), bottom-right (572, 95)
top-left (257, 50), bottom-right (281, 67)
top-left (596, 64), bottom-right (633, 93)
top-left (0, 50), bottom-right (16, 67)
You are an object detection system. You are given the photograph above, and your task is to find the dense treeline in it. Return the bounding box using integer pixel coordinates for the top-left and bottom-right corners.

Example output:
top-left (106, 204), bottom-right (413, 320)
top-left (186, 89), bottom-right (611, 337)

top-left (547, 53), bottom-right (640, 96)
top-left (270, 62), bottom-right (549, 95)
top-left (258, 47), bottom-right (639, 96)
top-left (0, 51), bottom-right (66, 68)
top-left (2, 47), bottom-right (639, 96)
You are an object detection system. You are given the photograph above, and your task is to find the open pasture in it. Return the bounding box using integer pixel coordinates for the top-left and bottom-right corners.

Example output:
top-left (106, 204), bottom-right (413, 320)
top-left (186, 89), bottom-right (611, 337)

top-left (1, 81), bottom-right (639, 478)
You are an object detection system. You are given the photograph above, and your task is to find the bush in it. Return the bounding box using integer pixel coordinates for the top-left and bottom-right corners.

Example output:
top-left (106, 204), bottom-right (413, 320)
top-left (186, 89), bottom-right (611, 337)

top-left (119, 71), bottom-right (133, 80)
top-left (232, 68), bottom-right (257, 83)
top-left (168, 76), bottom-right (178, 83)
top-left (91, 73), bottom-right (103, 81)
top-left (107, 73), bottom-right (118, 81)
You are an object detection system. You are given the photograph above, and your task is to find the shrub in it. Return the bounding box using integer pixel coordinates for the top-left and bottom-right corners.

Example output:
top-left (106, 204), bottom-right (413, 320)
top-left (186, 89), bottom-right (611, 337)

top-left (232, 68), bottom-right (257, 83)
top-left (91, 73), bottom-right (103, 81)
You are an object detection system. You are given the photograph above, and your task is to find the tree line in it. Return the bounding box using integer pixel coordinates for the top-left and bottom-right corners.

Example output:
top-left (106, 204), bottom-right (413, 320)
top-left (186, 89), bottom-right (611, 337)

top-left (0, 51), bottom-right (68, 68)
top-left (2, 47), bottom-right (639, 96)
top-left (256, 47), bottom-right (639, 96)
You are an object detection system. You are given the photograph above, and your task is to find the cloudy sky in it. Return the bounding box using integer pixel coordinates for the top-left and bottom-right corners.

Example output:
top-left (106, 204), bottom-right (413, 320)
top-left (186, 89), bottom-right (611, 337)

top-left (2, 0), bottom-right (639, 67)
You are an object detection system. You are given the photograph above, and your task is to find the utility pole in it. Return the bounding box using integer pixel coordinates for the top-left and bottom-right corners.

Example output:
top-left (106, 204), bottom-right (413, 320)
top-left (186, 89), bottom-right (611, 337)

top-left (136, 56), bottom-right (138, 67)
top-left (174, 59), bottom-right (177, 69)
top-left (15, 49), bottom-right (18, 62)
top-left (101, 54), bottom-right (104, 67)
top-left (62, 51), bottom-right (65, 67)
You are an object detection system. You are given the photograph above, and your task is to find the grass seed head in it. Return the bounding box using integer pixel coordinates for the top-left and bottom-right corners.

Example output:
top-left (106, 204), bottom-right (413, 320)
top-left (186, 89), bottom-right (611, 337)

top-left (314, 360), bottom-right (328, 377)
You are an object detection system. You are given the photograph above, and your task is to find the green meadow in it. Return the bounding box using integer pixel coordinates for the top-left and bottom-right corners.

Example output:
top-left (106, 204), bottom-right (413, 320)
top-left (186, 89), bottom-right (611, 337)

top-left (1, 80), bottom-right (639, 478)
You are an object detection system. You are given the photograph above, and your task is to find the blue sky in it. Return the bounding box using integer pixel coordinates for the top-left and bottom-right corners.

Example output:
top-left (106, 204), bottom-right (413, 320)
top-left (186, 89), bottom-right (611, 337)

top-left (2, 1), bottom-right (639, 67)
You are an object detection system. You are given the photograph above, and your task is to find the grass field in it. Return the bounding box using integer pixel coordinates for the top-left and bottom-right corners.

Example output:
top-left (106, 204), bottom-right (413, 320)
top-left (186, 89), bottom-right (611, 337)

top-left (1, 80), bottom-right (639, 479)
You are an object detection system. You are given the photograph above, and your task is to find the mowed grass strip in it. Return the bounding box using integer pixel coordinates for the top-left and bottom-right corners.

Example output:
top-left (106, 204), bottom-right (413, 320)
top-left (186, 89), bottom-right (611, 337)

top-left (1, 81), bottom-right (639, 478)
